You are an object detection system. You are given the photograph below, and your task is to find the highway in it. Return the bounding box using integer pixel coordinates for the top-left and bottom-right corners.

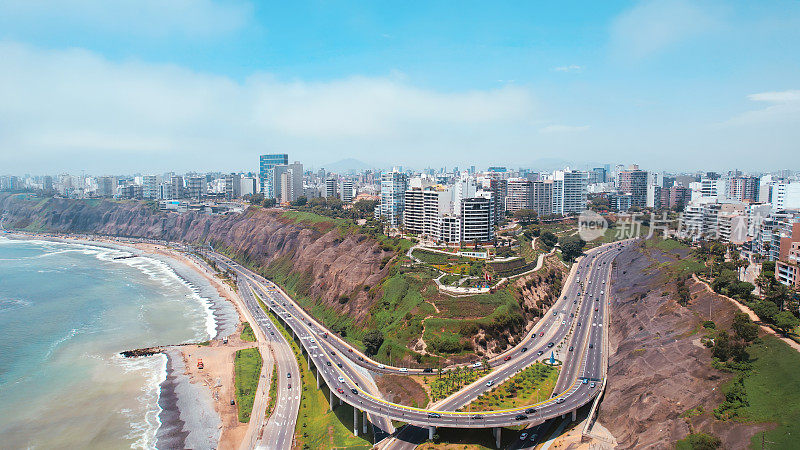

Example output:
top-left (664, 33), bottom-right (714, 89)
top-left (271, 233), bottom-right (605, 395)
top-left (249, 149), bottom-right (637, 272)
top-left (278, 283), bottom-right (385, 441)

top-left (204, 239), bottom-right (630, 434)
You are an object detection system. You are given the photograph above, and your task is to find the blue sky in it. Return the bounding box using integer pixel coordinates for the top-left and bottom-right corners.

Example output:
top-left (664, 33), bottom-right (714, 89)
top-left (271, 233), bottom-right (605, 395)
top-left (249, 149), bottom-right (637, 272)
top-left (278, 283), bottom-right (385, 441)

top-left (0, 0), bottom-right (798, 174)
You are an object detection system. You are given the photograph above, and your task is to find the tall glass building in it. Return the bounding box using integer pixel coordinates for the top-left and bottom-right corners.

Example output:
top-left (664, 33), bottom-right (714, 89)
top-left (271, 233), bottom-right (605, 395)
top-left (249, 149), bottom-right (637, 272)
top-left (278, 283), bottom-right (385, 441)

top-left (259, 153), bottom-right (288, 198)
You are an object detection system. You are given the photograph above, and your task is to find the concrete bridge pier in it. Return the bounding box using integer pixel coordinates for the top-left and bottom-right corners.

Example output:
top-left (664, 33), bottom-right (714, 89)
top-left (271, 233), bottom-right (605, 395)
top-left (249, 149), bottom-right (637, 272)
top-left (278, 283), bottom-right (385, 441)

top-left (353, 408), bottom-right (359, 436)
top-left (307, 353), bottom-right (310, 367)
top-left (339, 397), bottom-right (343, 406)
top-left (329, 390), bottom-right (335, 411)
top-left (572, 409), bottom-right (577, 422)
top-left (362, 410), bottom-right (368, 434)
top-left (316, 369), bottom-right (320, 389)
top-left (428, 426), bottom-right (435, 440)
top-left (493, 427), bottom-right (501, 448)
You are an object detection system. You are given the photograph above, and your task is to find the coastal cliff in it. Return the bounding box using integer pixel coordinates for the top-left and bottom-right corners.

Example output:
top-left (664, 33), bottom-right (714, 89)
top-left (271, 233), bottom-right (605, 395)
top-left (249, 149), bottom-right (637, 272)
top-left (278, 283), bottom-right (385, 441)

top-left (0, 193), bottom-right (391, 322)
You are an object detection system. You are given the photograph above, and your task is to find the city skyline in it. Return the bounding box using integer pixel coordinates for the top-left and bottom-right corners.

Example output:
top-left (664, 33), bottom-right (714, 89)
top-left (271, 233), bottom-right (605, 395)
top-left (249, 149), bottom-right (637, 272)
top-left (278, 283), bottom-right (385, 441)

top-left (1, 1), bottom-right (799, 173)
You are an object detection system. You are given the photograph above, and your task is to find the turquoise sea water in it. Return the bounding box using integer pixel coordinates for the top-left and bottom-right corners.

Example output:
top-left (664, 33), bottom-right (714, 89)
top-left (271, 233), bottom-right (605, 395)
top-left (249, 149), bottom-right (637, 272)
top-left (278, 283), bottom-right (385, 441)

top-left (0, 236), bottom-right (213, 449)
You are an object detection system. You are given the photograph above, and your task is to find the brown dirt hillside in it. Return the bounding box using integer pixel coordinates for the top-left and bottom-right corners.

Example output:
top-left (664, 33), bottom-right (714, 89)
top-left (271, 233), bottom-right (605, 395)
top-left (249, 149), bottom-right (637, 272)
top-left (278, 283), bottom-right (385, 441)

top-left (0, 193), bottom-right (391, 322)
top-left (598, 241), bottom-right (767, 449)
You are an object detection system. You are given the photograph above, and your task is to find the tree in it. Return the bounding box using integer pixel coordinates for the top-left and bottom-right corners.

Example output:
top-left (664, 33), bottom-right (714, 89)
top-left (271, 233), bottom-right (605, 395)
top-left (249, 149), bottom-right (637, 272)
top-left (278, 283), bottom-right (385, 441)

top-left (712, 330), bottom-right (731, 361)
top-left (774, 311), bottom-right (799, 335)
top-left (559, 236), bottom-right (586, 261)
top-left (732, 312), bottom-right (758, 342)
top-left (291, 196), bottom-right (308, 207)
top-left (513, 209), bottom-right (538, 225)
top-left (540, 231), bottom-right (558, 249)
top-left (362, 330), bottom-right (385, 356)
top-left (261, 197), bottom-right (276, 208)
top-left (249, 193), bottom-right (265, 205)
top-left (752, 300), bottom-right (779, 323)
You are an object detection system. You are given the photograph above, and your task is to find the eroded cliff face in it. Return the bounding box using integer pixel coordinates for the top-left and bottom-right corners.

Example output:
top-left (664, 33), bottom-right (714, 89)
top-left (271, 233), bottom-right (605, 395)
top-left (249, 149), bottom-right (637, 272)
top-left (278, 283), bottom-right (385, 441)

top-left (0, 193), bottom-right (391, 322)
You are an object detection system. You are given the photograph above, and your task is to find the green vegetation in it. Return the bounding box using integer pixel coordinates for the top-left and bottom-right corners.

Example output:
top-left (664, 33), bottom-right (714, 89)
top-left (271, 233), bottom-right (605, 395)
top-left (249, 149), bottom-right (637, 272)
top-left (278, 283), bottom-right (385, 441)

top-left (240, 321), bottom-right (256, 342)
top-left (675, 432), bottom-right (721, 450)
top-left (254, 294), bottom-right (372, 449)
top-left (464, 363), bottom-right (559, 411)
top-left (712, 335), bottom-right (800, 449)
top-left (429, 366), bottom-right (485, 401)
top-left (234, 347), bottom-right (262, 423)
top-left (558, 235), bottom-right (586, 261)
top-left (265, 362), bottom-right (278, 418)
top-left (362, 330), bottom-right (384, 356)
top-left (412, 249), bottom-right (473, 265)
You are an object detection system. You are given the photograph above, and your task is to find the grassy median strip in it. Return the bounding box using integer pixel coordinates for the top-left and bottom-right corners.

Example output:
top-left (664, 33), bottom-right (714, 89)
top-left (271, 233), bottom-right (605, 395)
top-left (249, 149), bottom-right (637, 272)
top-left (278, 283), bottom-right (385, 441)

top-left (241, 321), bottom-right (256, 342)
top-left (253, 292), bottom-right (371, 449)
top-left (428, 367), bottom-right (484, 401)
top-left (265, 362), bottom-right (278, 418)
top-left (235, 347), bottom-right (262, 423)
top-left (462, 363), bottom-right (559, 411)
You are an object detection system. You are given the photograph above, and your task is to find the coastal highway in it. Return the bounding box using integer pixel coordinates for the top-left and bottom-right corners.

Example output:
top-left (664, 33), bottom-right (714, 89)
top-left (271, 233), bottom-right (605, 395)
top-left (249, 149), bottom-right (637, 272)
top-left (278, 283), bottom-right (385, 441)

top-left (383, 241), bottom-right (626, 448)
top-left (204, 239), bottom-right (630, 432)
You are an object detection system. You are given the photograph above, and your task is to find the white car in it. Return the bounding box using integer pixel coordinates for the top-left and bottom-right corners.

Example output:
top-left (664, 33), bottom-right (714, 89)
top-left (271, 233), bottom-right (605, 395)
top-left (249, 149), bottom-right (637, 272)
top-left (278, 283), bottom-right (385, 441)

top-left (472, 362), bottom-right (482, 368)
top-left (399, 368), bottom-right (408, 373)
top-left (486, 380), bottom-right (494, 387)
top-left (378, 364), bottom-right (385, 369)
top-left (520, 433), bottom-right (528, 440)
top-left (338, 376), bottom-right (345, 383)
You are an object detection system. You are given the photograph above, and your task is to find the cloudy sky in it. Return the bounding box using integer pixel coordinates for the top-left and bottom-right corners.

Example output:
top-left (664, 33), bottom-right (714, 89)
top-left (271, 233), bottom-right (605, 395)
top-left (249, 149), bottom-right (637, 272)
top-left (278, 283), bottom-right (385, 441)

top-left (1, 0), bottom-right (798, 174)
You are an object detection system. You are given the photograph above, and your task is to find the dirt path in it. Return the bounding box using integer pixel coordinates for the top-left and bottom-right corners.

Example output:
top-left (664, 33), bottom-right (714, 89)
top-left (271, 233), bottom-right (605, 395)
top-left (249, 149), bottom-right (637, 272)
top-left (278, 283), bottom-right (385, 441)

top-left (692, 274), bottom-right (800, 353)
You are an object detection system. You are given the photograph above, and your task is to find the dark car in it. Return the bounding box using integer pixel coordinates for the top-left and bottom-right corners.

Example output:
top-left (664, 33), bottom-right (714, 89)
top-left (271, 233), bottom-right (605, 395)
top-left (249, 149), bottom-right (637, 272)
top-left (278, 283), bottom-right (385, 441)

top-left (428, 412), bottom-right (441, 418)
top-left (472, 414), bottom-right (483, 420)
top-left (326, 361), bottom-right (331, 366)
top-left (537, 350), bottom-right (544, 356)
top-left (514, 414), bottom-right (528, 421)
top-left (589, 344), bottom-right (594, 349)
top-left (288, 383), bottom-right (292, 389)
top-left (422, 368), bottom-right (433, 373)
top-left (337, 362), bottom-right (343, 368)
top-left (351, 388), bottom-right (358, 395)
top-left (569, 346), bottom-right (574, 351)
top-left (574, 300), bottom-right (577, 304)
top-left (547, 342), bottom-right (554, 348)
top-left (525, 407), bottom-right (536, 414)
top-left (287, 373), bottom-right (291, 378)
top-left (521, 347), bottom-right (528, 352)
top-left (577, 322), bottom-right (581, 327)
top-left (540, 332), bottom-right (545, 337)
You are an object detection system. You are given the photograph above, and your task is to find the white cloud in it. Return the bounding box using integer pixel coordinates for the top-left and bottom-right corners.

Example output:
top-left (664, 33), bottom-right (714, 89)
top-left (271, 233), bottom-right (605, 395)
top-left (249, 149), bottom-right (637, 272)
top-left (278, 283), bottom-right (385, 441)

top-left (0, 42), bottom-right (542, 172)
top-left (724, 89), bottom-right (800, 125)
top-left (0, 0), bottom-right (252, 38)
top-left (553, 65), bottom-right (583, 73)
top-left (608, 0), bottom-right (720, 60)
top-left (539, 125), bottom-right (590, 134)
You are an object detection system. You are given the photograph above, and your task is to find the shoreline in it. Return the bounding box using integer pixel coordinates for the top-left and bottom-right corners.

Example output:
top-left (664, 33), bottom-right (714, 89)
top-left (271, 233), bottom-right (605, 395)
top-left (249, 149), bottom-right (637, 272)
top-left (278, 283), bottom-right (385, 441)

top-left (2, 231), bottom-right (247, 450)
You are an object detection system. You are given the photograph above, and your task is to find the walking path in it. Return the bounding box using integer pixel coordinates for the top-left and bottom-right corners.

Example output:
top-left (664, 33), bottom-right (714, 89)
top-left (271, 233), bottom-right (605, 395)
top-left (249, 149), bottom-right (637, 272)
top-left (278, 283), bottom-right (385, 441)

top-left (692, 274), bottom-right (800, 353)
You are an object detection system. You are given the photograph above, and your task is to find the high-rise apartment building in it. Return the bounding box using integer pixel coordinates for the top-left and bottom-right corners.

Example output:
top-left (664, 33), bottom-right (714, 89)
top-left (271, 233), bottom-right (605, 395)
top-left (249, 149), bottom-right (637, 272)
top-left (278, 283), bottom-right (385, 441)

top-left (259, 153), bottom-right (288, 198)
top-left (505, 179), bottom-right (533, 212)
top-left (488, 178), bottom-right (507, 223)
top-left (618, 167), bottom-right (648, 207)
top-left (379, 171), bottom-right (408, 228)
top-left (325, 177), bottom-right (338, 199)
top-left (187, 176), bottom-right (207, 200)
top-left (461, 194), bottom-right (495, 243)
top-left (554, 170), bottom-right (588, 214)
top-left (339, 179), bottom-right (355, 203)
top-left (142, 175), bottom-right (159, 200)
top-left (532, 180), bottom-right (553, 217)
top-left (224, 173), bottom-right (242, 200)
top-left (97, 176), bottom-right (116, 198)
top-left (170, 175), bottom-right (184, 200)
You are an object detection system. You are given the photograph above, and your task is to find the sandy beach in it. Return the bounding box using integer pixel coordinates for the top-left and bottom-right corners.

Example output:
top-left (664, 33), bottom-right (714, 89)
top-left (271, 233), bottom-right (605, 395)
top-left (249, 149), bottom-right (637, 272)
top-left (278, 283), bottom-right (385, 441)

top-left (4, 231), bottom-right (264, 450)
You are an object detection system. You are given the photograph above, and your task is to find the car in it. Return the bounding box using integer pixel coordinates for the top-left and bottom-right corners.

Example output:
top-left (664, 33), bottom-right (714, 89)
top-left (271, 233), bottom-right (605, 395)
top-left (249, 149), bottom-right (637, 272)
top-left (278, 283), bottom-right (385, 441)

top-left (562, 320), bottom-right (566, 325)
top-left (348, 349), bottom-right (353, 353)
top-left (574, 300), bottom-right (577, 304)
top-left (310, 339), bottom-right (315, 344)
top-left (337, 388), bottom-right (344, 394)
top-left (582, 378), bottom-right (588, 384)
top-left (530, 433), bottom-right (538, 441)
top-left (399, 368), bottom-right (408, 373)
top-left (590, 382), bottom-right (596, 388)
top-left (540, 332), bottom-right (545, 337)
top-left (422, 368), bottom-right (433, 373)
top-left (514, 414), bottom-right (528, 421)
top-left (337, 362), bottom-right (343, 368)
top-left (485, 380), bottom-right (494, 387)
top-left (338, 376), bottom-right (345, 383)
top-left (472, 362), bottom-right (482, 368)
top-left (520, 433), bottom-right (529, 440)
top-left (471, 414), bottom-right (483, 420)
top-left (287, 373), bottom-right (291, 378)
top-left (570, 313), bottom-right (574, 318)
top-left (537, 350), bottom-right (544, 356)
top-left (288, 383), bottom-right (291, 389)
top-left (326, 361), bottom-right (331, 366)
top-left (525, 407), bottom-right (536, 414)
top-left (230, 399), bottom-right (235, 405)
top-left (428, 412), bottom-right (441, 418)
top-left (351, 388), bottom-right (358, 395)
top-left (307, 321), bottom-right (312, 326)
top-left (589, 344), bottom-right (594, 349)
top-left (378, 364), bottom-right (385, 369)
top-left (547, 342), bottom-right (554, 348)
top-left (521, 347), bottom-right (528, 352)
top-left (504, 355), bottom-right (511, 361)
top-left (553, 312), bottom-right (557, 316)
top-left (358, 356), bottom-right (364, 361)
top-left (577, 322), bottom-right (581, 327)
top-left (556, 398), bottom-right (565, 404)
top-left (569, 346), bottom-right (574, 351)
top-left (270, 331), bottom-right (275, 335)
top-left (595, 307), bottom-right (599, 311)
top-left (600, 290), bottom-right (604, 295)
top-left (330, 351), bottom-right (336, 355)
top-left (323, 332), bottom-right (328, 338)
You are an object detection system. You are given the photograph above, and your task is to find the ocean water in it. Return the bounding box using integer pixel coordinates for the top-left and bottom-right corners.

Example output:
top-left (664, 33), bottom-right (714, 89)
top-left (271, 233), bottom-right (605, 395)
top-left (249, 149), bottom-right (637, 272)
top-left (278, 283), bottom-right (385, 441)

top-left (0, 236), bottom-right (214, 449)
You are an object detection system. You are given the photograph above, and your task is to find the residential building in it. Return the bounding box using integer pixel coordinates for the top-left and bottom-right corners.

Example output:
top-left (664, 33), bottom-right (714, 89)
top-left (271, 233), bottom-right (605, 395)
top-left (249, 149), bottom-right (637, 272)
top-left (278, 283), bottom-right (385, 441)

top-left (729, 176), bottom-right (760, 203)
top-left (379, 171), bottom-right (408, 228)
top-left (259, 153), bottom-right (288, 198)
top-left (618, 166), bottom-right (648, 207)
top-left (97, 176), bottom-right (116, 198)
top-left (224, 173), bottom-right (242, 200)
top-left (776, 222), bottom-right (800, 287)
top-left (554, 169), bottom-right (588, 214)
top-left (186, 176), bottom-right (207, 200)
top-left (771, 183), bottom-right (800, 210)
top-left (532, 180), bottom-right (554, 217)
top-left (170, 175), bottom-right (184, 200)
top-left (461, 193), bottom-right (495, 243)
top-left (488, 178), bottom-right (507, 222)
top-left (340, 179), bottom-right (355, 203)
top-left (505, 178), bottom-right (533, 212)
top-left (646, 184), bottom-right (662, 209)
top-left (325, 177), bottom-right (338, 199)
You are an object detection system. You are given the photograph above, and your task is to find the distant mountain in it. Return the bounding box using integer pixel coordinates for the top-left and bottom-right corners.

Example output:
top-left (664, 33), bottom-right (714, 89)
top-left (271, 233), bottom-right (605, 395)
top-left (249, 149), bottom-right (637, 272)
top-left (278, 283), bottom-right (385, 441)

top-left (321, 158), bottom-right (375, 174)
